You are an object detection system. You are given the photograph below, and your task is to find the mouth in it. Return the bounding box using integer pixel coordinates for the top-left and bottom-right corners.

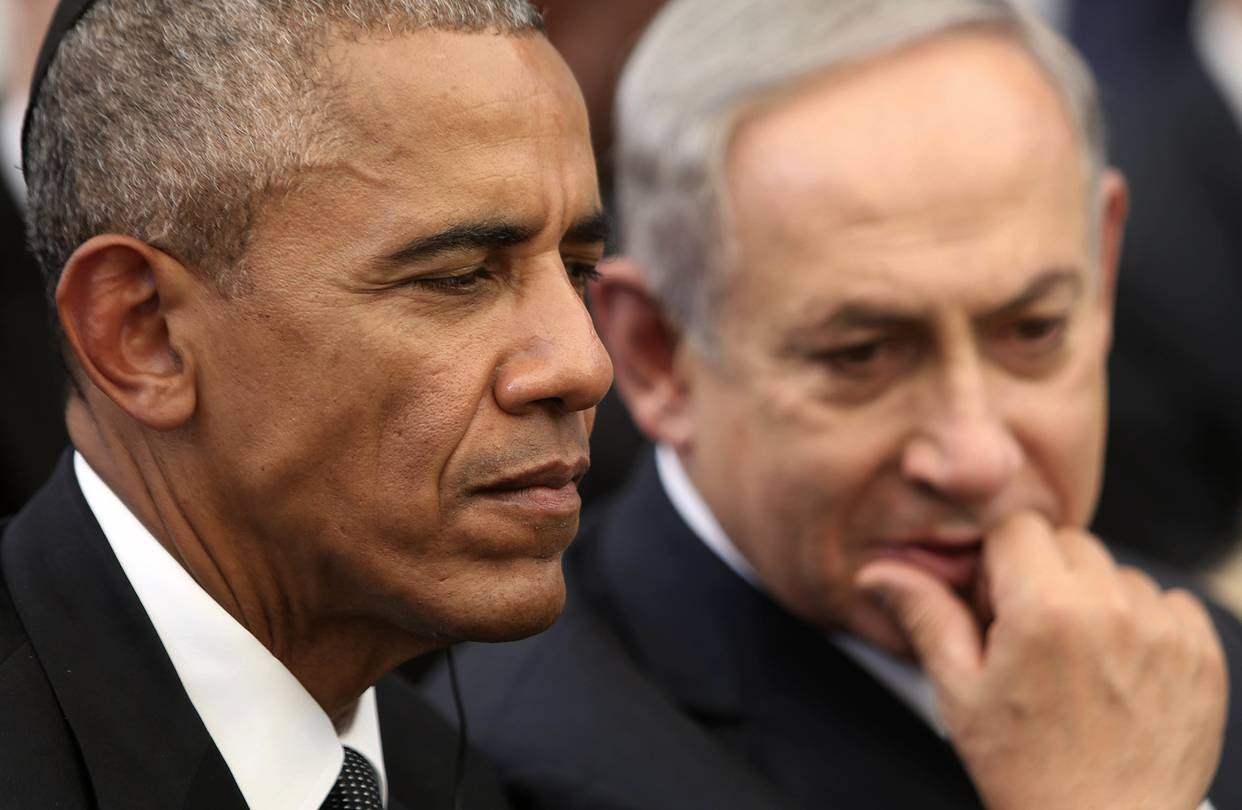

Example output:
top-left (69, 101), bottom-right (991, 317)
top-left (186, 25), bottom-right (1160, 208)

top-left (473, 458), bottom-right (589, 516)
top-left (873, 537), bottom-right (984, 590)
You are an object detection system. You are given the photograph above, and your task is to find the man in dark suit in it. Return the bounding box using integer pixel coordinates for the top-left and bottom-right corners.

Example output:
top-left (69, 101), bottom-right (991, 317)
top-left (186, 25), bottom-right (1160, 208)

top-left (1, 0), bottom-right (613, 806)
top-left (429, 1), bottom-right (1240, 808)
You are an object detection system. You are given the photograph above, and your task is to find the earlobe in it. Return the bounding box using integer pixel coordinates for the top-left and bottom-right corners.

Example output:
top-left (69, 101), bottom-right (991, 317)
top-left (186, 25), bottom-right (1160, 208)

top-left (57, 235), bottom-right (198, 431)
top-left (590, 258), bottom-right (693, 448)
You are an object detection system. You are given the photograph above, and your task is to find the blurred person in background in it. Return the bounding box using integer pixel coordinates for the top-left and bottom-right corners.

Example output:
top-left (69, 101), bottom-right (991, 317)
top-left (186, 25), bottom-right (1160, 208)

top-left (428, 0), bottom-right (1242, 807)
top-left (0, 0), bottom-right (67, 517)
top-left (1085, 0), bottom-right (1242, 607)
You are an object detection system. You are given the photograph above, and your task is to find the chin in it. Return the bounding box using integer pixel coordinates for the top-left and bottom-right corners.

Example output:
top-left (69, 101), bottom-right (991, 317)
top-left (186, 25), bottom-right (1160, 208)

top-left (418, 555), bottom-right (569, 644)
top-left (843, 601), bottom-right (920, 662)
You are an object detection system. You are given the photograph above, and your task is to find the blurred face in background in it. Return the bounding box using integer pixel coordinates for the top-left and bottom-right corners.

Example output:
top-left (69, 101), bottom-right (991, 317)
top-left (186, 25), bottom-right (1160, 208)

top-left (679, 31), bottom-right (1127, 656)
top-left (2, 0), bottom-right (59, 99)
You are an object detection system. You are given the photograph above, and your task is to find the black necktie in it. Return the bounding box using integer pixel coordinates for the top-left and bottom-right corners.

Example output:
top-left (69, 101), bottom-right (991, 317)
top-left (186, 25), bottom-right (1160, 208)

top-left (321, 746), bottom-right (384, 810)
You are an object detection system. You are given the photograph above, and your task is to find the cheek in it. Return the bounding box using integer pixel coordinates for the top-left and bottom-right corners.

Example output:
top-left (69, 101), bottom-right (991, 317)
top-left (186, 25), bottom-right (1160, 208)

top-left (202, 308), bottom-right (490, 519)
top-left (716, 377), bottom-right (901, 618)
top-left (1007, 354), bottom-right (1108, 527)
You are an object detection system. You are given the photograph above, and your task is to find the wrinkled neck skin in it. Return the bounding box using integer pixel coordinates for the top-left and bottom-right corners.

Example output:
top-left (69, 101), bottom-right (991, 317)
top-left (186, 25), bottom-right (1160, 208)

top-left (66, 396), bottom-right (430, 724)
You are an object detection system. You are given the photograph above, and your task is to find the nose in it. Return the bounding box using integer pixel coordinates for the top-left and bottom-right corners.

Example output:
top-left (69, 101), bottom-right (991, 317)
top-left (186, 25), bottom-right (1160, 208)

top-left (901, 357), bottom-right (1023, 504)
top-left (494, 264), bottom-right (613, 416)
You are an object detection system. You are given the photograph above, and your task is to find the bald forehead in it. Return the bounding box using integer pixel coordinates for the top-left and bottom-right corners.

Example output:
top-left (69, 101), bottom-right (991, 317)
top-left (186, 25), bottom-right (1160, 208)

top-left (325, 29), bottom-right (581, 147)
top-left (727, 29), bottom-right (1087, 231)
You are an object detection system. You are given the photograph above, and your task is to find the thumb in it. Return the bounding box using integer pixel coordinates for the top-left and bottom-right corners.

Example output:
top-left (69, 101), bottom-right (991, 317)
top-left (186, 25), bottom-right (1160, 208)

top-left (856, 561), bottom-right (983, 690)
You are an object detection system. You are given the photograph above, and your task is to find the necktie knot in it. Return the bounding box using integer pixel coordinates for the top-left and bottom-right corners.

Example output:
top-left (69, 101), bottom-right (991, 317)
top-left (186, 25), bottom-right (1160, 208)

top-left (320, 746), bottom-right (383, 810)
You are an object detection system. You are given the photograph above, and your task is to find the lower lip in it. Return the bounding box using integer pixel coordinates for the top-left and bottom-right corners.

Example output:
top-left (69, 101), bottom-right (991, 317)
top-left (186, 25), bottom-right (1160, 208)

top-left (876, 543), bottom-right (982, 589)
top-left (478, 483), bottom-right (581, 515)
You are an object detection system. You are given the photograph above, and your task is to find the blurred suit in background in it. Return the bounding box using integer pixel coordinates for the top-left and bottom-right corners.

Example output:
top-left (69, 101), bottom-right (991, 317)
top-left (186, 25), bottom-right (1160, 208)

top-left (1087, 0), bottom-right (1242, 572)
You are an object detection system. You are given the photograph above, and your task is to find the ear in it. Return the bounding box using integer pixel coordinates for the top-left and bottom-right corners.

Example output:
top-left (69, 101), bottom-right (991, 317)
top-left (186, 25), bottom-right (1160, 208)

top-left (589, 258), bottom-right (694, 448)
top-left (1094, 169), bottom-right (1129, 349)
top-left (56, 235), bottom-right (199, 431)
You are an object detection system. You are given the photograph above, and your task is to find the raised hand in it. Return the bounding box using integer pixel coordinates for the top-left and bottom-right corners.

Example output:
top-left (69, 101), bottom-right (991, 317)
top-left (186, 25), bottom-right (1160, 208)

top-left (857, 511), bottom-right (1227, 810)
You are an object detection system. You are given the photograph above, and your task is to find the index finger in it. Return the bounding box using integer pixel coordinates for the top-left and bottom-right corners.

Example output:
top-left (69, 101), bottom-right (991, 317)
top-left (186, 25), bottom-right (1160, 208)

top-left (982, 511), bottom-right (1070, 607)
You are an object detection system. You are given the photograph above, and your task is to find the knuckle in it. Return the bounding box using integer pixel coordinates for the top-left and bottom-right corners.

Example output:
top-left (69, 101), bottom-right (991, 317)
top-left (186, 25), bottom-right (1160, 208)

top-left (1164, 587), bottom-right (1208, 620)
top-left (1118, 565), bottom-right (1158, 594)
top-left (1014, 592), bottom-right (1078, 641)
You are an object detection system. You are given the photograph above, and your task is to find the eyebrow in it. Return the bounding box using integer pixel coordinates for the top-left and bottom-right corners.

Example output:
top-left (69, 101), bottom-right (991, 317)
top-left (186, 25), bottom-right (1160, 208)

top-left (980, 269), bottom-right (1084, 322)
top-left (563, 209), bottom-right (611, 246)
top-left (381, 209), bottom-right (610, 267)
top-left (802, 268), bottom-right (1087, 335)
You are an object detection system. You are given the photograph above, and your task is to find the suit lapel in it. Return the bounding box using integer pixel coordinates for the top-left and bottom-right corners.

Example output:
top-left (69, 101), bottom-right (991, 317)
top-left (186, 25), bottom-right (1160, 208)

top-left (581, 454), bottom-right (745, 724)
top-left (1, 453), bottom-right (246, 810)
top-left (584, 450), bottom-right (982, 807)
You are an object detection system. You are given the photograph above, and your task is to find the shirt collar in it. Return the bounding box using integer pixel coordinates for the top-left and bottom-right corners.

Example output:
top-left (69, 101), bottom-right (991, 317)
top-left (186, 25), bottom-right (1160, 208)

top-left (654, 443), bottom-right (764, 588)
top-left (1195, 0), bottom-right (1242, 135)
top-left (73, 452), bottom-right (388, 809)
top-left (654, 442), bottom-right (945, 736)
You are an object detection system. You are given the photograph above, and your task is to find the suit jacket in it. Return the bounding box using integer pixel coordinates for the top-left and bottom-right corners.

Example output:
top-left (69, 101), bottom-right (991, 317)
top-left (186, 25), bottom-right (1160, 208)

top-left (0, 452), bottom-right (512, 810)
top-left (1089, 26), bottom-right (1242, 570)
top-left (425, 450), bottom-right (1242, 809)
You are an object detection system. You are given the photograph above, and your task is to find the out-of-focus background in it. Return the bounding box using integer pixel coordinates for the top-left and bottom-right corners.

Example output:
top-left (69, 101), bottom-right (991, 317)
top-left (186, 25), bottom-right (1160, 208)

top-left (4, 0), bottom-right (1241, 612)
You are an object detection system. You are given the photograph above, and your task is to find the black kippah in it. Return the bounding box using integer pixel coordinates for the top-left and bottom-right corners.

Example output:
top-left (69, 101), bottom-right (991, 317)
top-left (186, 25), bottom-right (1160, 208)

top-left (21, 0), bottom-right (101, 175)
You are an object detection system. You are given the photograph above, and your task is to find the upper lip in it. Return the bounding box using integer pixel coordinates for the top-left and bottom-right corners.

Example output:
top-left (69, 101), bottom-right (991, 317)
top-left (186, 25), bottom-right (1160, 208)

top-left (477, 458), bottom-right (590, 492)
top-left (882, 530), bottom-right (984, 549)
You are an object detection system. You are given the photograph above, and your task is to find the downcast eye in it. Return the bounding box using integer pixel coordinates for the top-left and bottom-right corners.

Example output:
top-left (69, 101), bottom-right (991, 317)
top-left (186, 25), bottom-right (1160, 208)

top-left (566, 262), bottom-right (602, 290)
top-left (409, 268), bottom-right (491, 292)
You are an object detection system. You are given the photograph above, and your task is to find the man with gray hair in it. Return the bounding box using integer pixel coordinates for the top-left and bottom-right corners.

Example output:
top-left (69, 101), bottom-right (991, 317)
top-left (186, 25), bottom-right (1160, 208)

top-left (431, 0), bottom-right (1242, 807)
top-left (0, 0), bottom-right (613, 807)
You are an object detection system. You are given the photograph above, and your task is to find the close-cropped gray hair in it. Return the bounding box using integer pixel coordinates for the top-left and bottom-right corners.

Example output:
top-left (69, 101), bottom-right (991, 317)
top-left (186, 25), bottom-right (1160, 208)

top-left (615, 0), bottom-right (1107, 339)
top-left (24, 0), bottom-right (544, 313)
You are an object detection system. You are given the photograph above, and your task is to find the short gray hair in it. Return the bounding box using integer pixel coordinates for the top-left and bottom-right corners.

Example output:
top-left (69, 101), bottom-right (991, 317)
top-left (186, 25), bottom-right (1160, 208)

top-left (615, 0), bottom-right (1106, 338)
top-left (24, 0), bottom-right (544, 311)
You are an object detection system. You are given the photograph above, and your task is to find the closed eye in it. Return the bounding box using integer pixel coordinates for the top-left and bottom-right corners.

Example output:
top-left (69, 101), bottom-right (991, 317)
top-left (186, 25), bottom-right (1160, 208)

top-left (566, 261), bottom-right (602, 291)
top-left (405, 268), bottom-right (493, 294)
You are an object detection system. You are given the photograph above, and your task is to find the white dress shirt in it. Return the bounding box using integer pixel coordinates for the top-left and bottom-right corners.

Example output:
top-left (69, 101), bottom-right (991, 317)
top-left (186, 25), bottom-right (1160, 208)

top-left (654, 444), bottom-right (1215, 810)
top-left (1195, 0), bottom-right (1242, 135)
top-left (74, 453), bottom-right (388, 810)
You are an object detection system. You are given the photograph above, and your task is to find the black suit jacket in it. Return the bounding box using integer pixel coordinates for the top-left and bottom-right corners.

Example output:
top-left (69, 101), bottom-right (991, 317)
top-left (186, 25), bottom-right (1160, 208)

top-left (0, 453), bottom-right (512, 809)
top-left (1090, 28), bottom-right (1242, 570)
top-left (426, 450), bottom-right (1242, 809)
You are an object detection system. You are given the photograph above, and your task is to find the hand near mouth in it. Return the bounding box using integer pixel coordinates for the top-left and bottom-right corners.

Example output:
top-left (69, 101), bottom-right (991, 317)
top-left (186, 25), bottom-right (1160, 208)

top-left (856, 511), bottom-right (1226, 810)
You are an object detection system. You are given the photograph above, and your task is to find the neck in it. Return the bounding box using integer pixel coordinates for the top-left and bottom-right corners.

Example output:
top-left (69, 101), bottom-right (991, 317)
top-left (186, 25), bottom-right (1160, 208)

top-left (67, 397), bottom-right (433, 718)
